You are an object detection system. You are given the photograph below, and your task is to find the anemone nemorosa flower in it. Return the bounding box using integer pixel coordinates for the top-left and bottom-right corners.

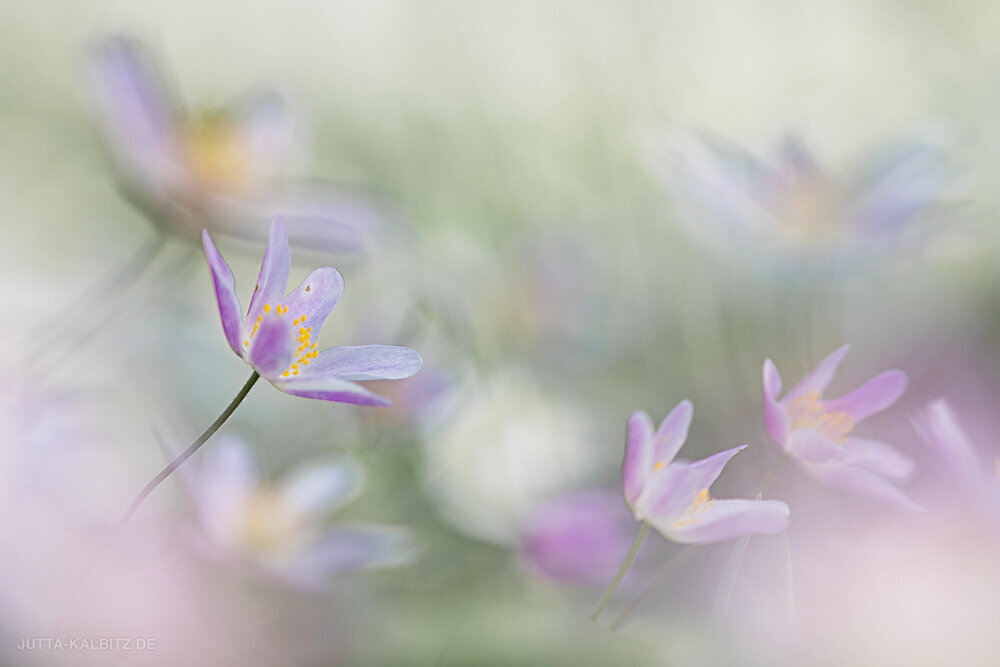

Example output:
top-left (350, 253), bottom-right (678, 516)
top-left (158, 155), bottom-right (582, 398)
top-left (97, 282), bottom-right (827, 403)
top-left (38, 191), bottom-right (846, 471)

top-left (623, 400), bottom-right (790, 544)
top-left (88, 34), bottom-right (389, 254)
top-left (203, 218), bottom-right (421, 405)
top-left (650, 128), bottom-right (960, 272)
top-left (764, 345), bottom-right (917, 508)
top-left (191, 437), bottom-right (410, 588)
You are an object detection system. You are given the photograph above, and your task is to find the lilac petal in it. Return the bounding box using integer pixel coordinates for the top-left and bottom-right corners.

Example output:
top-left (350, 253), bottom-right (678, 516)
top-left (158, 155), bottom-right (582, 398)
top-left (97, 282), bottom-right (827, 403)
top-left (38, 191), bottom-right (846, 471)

top-left (232, 90), bottom-right (301, 170)
top-left (281, 461), bottom-right (363, 519)
top-left (196, 437), bottom-right (257, 542)
top-left (841, 437), bottom-right (915, 482)
top-left (658, 499), bottom-right (790, 545)
top-left (280, 267), bottom-right (345, 335)
top-left (823, 370), bottom-right (908, 422)
top-left (275, 374), bottom-right (392, 406)
top-left (88, 36), bottom-right (177, 180)
top-left (301, 345), bottom-right (423, 381)
top-left (623, 411), bottom-right (655, 509)
top-left (246, 313), bottom-right (294, 378)
top-left (806, 461), bottom-right (922, 511)
top-left (783, 344), bottom-right (850, 402)
top-left (245, 218), bottom-right (291, 327)
top-left (202, 230), bottom-right (244, 356)
top-left (636, 445), bottom-right (747, 524)
top-left (925, 399), bottom-right (983, 486)
top-left (784, 428), bottom-right (842, 464)
top-left (763, 359), bottom-right (789, 444)
top-left (295, 526), bottom-right (413, 576)
top-left (652, 400), bottom-right (694, 467)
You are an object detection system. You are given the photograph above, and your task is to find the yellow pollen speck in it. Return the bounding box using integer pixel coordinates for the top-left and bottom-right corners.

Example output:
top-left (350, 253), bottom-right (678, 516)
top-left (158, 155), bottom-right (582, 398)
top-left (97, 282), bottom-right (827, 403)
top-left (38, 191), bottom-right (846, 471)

top-left (653, 461), bottom-right (666, 472)
top-left (305, 286), bottom-right (311, 292)
top-left (263, 304), bottom-right (271, 313)
top-left (674, 488), bottom-right (714, 528)
top-left (282, 370), bottom-right (290, 377)
top-left (787, 392), bottom-right (854, 442)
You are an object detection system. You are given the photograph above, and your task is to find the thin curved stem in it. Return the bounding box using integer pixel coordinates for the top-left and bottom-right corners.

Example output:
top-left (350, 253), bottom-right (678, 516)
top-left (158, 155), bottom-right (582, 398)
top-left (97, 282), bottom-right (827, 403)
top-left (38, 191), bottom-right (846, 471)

top-left (609, 546), bottom-right (697, 631)
top-left (111, 371), bottom-right (260, 537)
top-left (591, 521), bottom-right (651, 621)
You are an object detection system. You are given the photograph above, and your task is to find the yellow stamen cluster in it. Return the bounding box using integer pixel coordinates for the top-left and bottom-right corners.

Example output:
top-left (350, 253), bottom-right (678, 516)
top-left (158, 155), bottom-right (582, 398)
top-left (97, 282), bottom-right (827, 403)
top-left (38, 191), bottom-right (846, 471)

top-left (281, 315), bottom-right (319, 378)
top-left (787, 392), bottom-right (854, 442)
top-left (183, 113), bottom-right (253, 192)
top-left (674, 488), bottom-right (713, 528)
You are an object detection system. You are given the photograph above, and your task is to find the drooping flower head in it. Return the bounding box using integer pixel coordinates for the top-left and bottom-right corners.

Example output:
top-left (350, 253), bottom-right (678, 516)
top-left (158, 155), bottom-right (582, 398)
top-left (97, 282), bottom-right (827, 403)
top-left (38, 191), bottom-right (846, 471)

top-left (650, 127), bottom-right (960, 273)
top-left (622, 400), bottom-right (790, 544)
top-left (202, 218), bottom-right (422, 405)
top-left (190, 437), bottom-right (410, 588)
top-left (763, 345), bottom-right (917, 508)
top-left (88, 34), bottom-right (389, 254)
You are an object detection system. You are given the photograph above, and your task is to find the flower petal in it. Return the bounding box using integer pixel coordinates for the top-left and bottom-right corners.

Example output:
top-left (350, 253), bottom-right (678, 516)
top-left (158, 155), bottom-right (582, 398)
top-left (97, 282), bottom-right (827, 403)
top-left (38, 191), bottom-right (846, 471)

top-left (924, 399), bottom-right (983, 486)
top-left (652, 400), bottom-right (694, 466)
top-left (657, 499), bottom-right (790, 545)
top-left (805, 460), bottom-right (922, 511)
top-left (785, 428), bottom-right (843, 464)
top-left (202, 230), bottom-right (244, 356)
top-left (195, 437), bottom-right (257, 544)
top-left (281, 267), bottom-right (345, 335)
top-left (281, 461), bottom-right (363, 520)
top-left (301, 345), bottom-right (423, 381)
top-left (783, 344), bottom-right (850, 402)
top-left (841, 437), bottom-right (915, 482)
top-left (246, 312), bottom-right (294, 378)
top-left (244, 218), bottom-right (291, 328)
top-left (823, 370), bottom-right (908, 422)
top-left (295, 525), bottom-right (413, 577)
top-left (635, 445), bottom-right (747, 524)
top-left (763, 359), bottom-right (789, 444)
top-left (623, 411), bottom-right (655, 510)
top-left (275, 374), bottom-right (392, 406)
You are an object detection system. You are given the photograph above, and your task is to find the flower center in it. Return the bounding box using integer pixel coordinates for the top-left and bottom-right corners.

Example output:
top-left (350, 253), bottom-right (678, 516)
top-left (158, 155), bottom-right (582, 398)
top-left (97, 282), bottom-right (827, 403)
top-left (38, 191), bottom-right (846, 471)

top-left (787, 392), bottom-right (854, 442)
top-left (673, 488), bottom-right (713, 527)
top-left (243, 303), bottom-right (320, 377)
top-left (182, 113), bottom-right (252, 192)
top-left (239, 485), bottom-right (307, 559)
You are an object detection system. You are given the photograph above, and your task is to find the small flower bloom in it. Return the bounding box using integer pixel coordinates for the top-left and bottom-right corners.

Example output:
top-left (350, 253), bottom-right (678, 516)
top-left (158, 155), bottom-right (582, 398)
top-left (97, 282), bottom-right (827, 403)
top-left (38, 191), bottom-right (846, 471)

top-left (763, 344), bottom-right (917, 508)
top-left (203, 218), bottom-right (422, 405)
top-left (88, 34), bottom-right (389, 254)
top-left (623, 401), bottom-right (790, 544)
top-left (650, 127), bottom-right (960, 272)
top-left (190, 438), bottom-right (411, 588)
top-left (519, 490), bottom-right (637, 587)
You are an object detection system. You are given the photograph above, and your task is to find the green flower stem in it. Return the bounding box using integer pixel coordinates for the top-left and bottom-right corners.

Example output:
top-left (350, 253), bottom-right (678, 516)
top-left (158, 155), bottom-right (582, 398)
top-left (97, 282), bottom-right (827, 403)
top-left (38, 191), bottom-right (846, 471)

top-left (591, 521), bottom-right (651, 621)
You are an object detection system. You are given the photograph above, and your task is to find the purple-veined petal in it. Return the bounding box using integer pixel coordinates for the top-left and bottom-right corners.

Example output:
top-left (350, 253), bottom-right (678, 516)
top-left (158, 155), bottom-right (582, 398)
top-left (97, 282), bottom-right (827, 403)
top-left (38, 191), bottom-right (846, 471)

top-left (246, 313), bottom-right (294, 378)
top-left (245, 218), bottom-right (291, 327)
top-left (281, 267), bottom-right (345, 336)
top-left (275, 374), bottom-right (392, 406)
top-left (202, 230), bottom-right (244, 356)
top-left (763, 359), bottom-right (789, 444)
top-left (823, 370), bottom-right (908, 422)
top-left (623, 411), bottom-right (655, 510)
top-left (635, 445), bottom-right (747, 524)
top-left (924, 399), bottom-right (983, 486)
top-left (784, 428), bottom-right (843, 464)
top-left (783, 344), bottom-right (850, 402)
top-left (280, 461), bottom-right (363, 520)
top-left (657, 498), bottom-right (790, 545)
top-left (301, 345), bottom-right (422, 381)
top-left (652, 400), bottom-right (694, 466)
top-left (805, 460), bottom-right (922, 511)
top-left (841, 437), bottom-right (915, 482)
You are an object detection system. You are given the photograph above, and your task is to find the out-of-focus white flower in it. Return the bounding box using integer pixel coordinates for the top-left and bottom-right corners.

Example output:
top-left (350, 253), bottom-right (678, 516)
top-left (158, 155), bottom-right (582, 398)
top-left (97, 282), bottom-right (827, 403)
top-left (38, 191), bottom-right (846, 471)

top-left (189, 437), bottom-right (411, 589)
top-left (423, 374), bottom-right (598, 544)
